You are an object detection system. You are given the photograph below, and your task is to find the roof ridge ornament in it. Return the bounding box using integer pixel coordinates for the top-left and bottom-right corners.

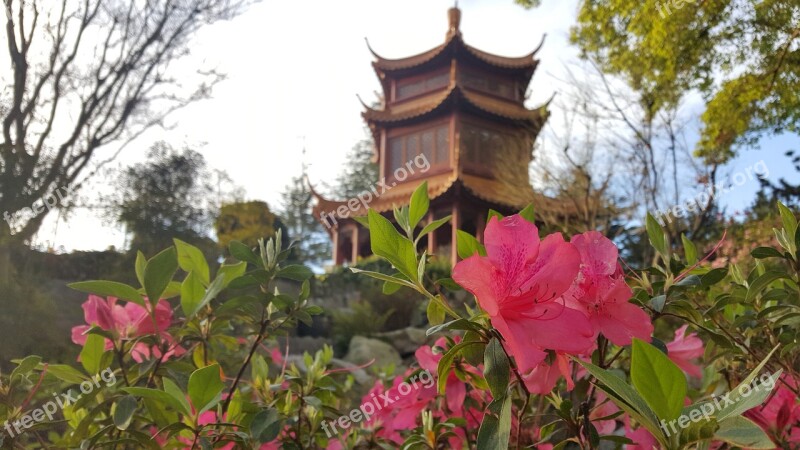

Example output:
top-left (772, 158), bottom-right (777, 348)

top-left (447, 5), bottom-right (461, 37)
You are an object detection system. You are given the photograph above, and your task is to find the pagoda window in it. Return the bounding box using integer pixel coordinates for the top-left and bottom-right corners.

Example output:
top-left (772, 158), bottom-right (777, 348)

top-left (396, 71), bottom-right (450, 101)
top-left (459, 70), bottom-right (517, 100)
top-left (386, 123), bottom-right (450, 178)
top-left (460, 122), bottom-right (519, 176)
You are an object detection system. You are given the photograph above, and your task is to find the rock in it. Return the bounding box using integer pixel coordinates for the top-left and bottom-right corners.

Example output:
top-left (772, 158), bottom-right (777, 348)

top-left (344, 336), bottom-right (402, 369)
top-left (373, 327), bottom-right (432, 356)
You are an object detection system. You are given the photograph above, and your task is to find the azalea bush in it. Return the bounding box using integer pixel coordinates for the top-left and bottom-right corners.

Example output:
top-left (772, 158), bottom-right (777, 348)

top-left (0, 182), bottom-right (797, 449)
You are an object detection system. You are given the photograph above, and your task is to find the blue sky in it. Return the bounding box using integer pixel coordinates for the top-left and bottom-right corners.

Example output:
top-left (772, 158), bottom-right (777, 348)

top-left (30, 0), bottom-right (799, 251)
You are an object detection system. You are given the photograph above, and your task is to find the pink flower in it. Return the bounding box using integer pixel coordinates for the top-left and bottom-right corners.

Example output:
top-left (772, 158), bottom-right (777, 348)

top-left (521, 353), bottom-right (574, 394)
top-left (590, 392), bottom-right (620, 435)
top-left (453, 215), bottom-right (594, 375)
top-left (666, 325), bottom-right (704, 378)
top-left (71, 295), bottom-right (182, 363)
top-left (566, 231), bottom-right (653, 346)
top-left (625, 424), bottom-right (658, 450)
top-left (415, 337), bottom-right (479, 412)
top-left (361, 369), bottom-right (437, 444)
top-left (623, 415), bottom-right (659, 449)
top-left (745, 375), bottom-right (800, 444)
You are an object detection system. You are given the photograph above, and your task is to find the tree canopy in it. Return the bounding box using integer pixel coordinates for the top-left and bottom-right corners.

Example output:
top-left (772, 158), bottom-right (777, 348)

top-left (563, 0), bottom-right (799, 163)
top-left (107, 142), bottom-right (218, 255)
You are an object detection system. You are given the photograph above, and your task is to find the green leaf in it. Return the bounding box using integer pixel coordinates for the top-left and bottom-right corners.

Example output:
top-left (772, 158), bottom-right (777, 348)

top-left (45, 364), bottom-right (88, 384)
top-left (425, 318), bottom-right (480, 336)
top-left (678, 412), bottom-right (718, 447)
top-left (174, 239), bottom-right (210, 285)
top-left (276, 264), bottom-right (313, 281)
top-left (122, 387), bottom-right (188, 415)
top-left (394, 205), bottom-right (411, 235)
top-left (113, 396), bottom-right (138, 431)
top-left (229, 241), bottom-right (260, 266)
top-left (751, 246), bottom-right (783, 259)
top-left (180, 271), bottom-right (206, 318)
top-left (437, 341), bottom-right (478, 393)
top-left (135, 251), bottom-right (147, 287)
top-left (251, 408), bottom-right (282, 443)
top-left (650, 295), bottom-right (666, 313)
top-left (718, 370), bottom-right (782, 421)
top-left (777, 201), bottom-right (797, 240)
top-left (11, 356), bottom-right (42, 380)
top-left (476, 395), bottom-right (513, 450)
top-left (352, 215), bottom-right (370, 228)
top-left (160, 281), bottom-right (182, 299)
top-left (80, 334), bottom-right (107, 375)
top-left (416, 215), bottom-right (451, 244)
top-left (188, 364), bottom-right (224, 416)
top-left (162, 378), bottom-right (192, 416)
top-left (217, 261), bottom-right (248, 288)
top-left (462, 331), bottom-right (486, 366)
top-left (349, 268), bottom-right (417, 290)
top-left (367, 209), bottom-right (418, 281)
top-left (144, 247), bottom-right (178, 305)
top-left (457, 230), bottom-right (486, 259)
top-left (382, 280), bottom-right (403, 295)
top-left (518, 204), bottom-right (536, 223)
top-left (487, 209), bottom-right (504, 222)
top-left (716, 345), bottom-right (780, 420)
top-left (68, 281), bottom-right (145, 306)
top-left (646, 213), bottom-right (668, 257)
top-left (746, 271), bottom-right (790, 302)
top-left (426, 299), bottom-right (445, 325)
top-left (714, 416), bottom-right (774, 449)
top-left (484, 338), bottom-right (510, 398)
top-left (576, 359), bottom-right (667, 448)
top-left (681, 234), bottom-right (697, 265)
top-left (701, 268), bottom-right (728, 287)
top-left (631, 338), bottom-right (686, 422)
top-left (408, 181), bottom-right (429, 230)
top-left (185, 274), bottom-right (227, 320)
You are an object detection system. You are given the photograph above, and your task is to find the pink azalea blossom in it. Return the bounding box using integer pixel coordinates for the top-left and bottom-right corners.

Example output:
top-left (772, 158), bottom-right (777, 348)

top-left (623, 415), bottom-right (658, 450)
top-left (666, 325), bottom-right (704, 378)
top-left (590, 391), bottom-right (619, 435)
top-left (361, 369), bottom-right (437, 444)
top-left (566, 231), bottom-right (653, 346)
top-left (745, 375), bottom-right (800, 445)
top-left (71, 295), bottom-right (183, 363)
top-left (453, 215), bottom-right (594, 376)
top-left (415, 337), bottom-right (473, 412)
top-left (625, 425), bottom-right (658, 450)
top-left (521, 352), bottom-right (574, 394)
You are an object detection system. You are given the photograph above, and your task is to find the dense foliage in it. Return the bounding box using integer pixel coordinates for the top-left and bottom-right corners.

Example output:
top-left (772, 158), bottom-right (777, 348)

top-left (1, 182), bottom-right (797, 449)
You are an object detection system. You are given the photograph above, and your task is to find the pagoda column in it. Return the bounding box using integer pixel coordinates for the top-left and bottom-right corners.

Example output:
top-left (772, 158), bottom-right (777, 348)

top-left (351, 226), bottom-right (360, 263)
top-left (332, 227), bottom-right (341, 265)
top-left (476, 212), bottom-right (486, 243)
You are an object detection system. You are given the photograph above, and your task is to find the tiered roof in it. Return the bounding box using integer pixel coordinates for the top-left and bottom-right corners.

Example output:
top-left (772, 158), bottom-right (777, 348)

top-left (360, 83), bottom-right (548, 127)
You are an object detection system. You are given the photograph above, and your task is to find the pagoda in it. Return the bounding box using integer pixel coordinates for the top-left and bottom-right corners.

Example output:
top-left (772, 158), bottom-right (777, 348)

top-left (311, 6), bottom-right (567, 266)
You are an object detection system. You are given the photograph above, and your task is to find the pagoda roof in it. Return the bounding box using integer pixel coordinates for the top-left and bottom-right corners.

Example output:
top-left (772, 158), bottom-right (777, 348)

top-left (367, 32), bottom-right (543, 75)
top-left (361, 83), bottom-right (548, 127)
top-left (310, 170), bottom-right (573, 232)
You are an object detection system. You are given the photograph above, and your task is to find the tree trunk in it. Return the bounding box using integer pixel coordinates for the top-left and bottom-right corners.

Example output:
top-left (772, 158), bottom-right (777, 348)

top-left (0, 222), bottom-right (12, 286)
